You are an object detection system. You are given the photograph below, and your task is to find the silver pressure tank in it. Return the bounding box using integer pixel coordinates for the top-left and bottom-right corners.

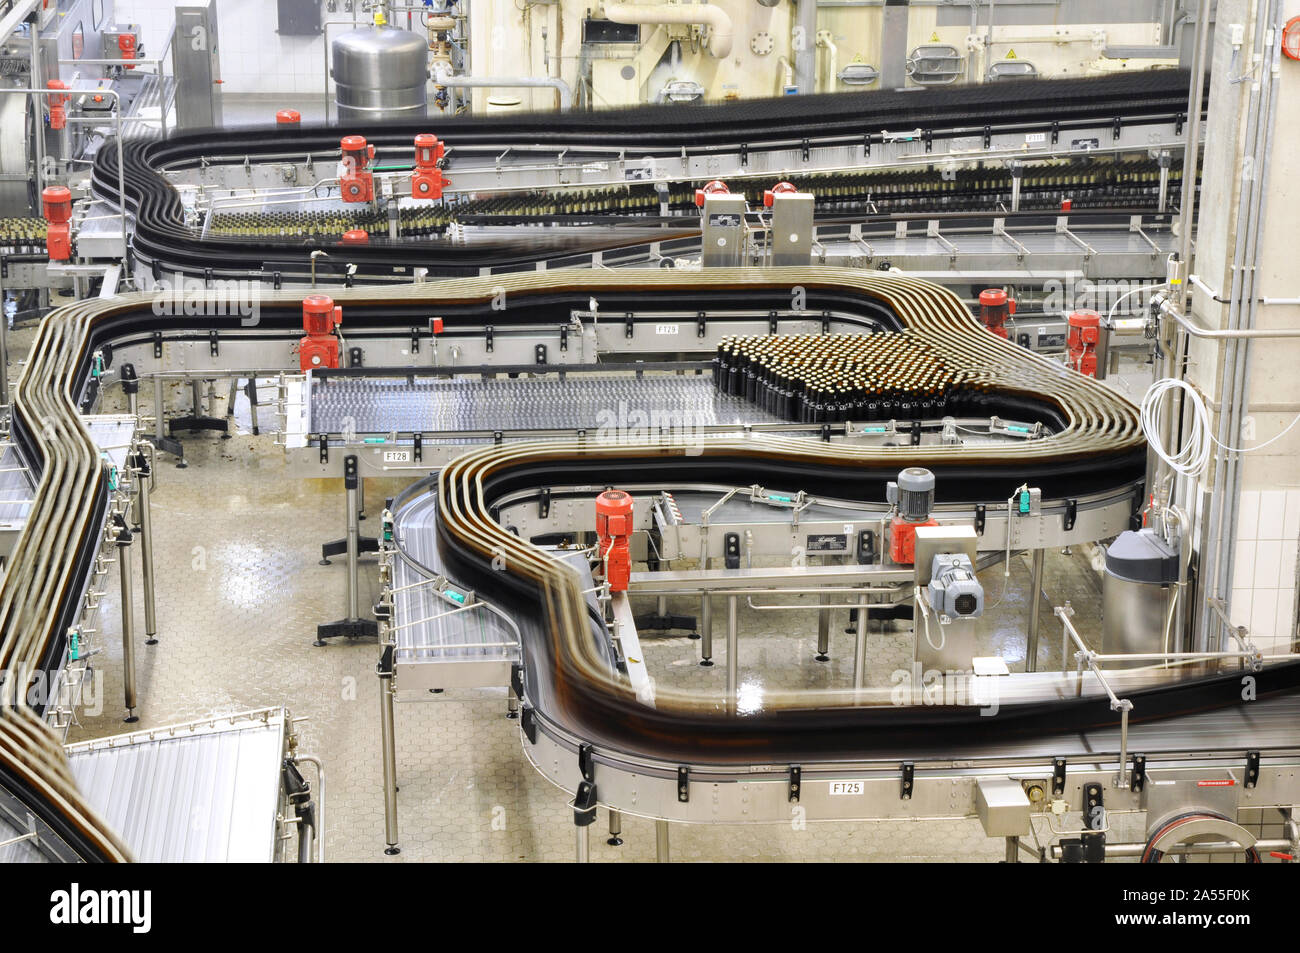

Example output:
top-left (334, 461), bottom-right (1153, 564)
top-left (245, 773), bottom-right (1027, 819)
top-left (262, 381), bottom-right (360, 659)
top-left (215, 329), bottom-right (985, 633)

top-left (331, 26), bottom-right (428, 123)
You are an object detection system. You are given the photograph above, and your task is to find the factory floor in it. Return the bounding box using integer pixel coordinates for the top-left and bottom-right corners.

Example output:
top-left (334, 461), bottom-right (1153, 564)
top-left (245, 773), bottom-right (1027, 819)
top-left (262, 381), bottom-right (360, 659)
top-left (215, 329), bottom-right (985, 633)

top-left (0, 322), bottom-right (1244, 862)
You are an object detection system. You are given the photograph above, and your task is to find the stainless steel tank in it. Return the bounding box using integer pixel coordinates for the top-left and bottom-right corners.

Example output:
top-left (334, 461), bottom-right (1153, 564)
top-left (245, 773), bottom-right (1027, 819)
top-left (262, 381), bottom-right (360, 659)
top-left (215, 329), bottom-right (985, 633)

top-left (331, 26), bottom-right (428, 123)
top-left (1101, 529), bottom-right (1179, 668)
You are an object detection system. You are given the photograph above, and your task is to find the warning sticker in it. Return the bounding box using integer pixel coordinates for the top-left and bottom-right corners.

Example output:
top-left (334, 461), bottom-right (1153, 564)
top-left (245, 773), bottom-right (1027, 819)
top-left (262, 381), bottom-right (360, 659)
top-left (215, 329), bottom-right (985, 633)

top-left (929, 31), bottom-right (940, 42)
top-left (1006, 48), bottom-right (1017, 59)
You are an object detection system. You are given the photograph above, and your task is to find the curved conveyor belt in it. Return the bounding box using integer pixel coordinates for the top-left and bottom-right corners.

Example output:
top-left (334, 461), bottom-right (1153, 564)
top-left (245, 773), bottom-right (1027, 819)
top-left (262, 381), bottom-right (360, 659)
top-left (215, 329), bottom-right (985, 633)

top-left (92, 70), bottom-right (1196, 282)
top-left (6, 265), bottom-right (1300, 857)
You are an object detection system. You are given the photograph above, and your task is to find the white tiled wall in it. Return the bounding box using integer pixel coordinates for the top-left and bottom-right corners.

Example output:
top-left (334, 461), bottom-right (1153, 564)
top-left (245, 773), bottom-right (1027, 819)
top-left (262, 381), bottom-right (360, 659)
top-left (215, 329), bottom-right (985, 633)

top-left (1229, 489), bottom-right (1300, 653)
top-left (117, 0), bottom-right (333, 97)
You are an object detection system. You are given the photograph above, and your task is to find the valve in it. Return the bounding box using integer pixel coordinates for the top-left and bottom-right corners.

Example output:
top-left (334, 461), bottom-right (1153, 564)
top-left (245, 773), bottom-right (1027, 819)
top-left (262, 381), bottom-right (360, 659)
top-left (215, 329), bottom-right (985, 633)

top-left (694, 179), bottom-right (729, 207)
top-left (411, 133), bottom-right (450, 201)
top-left (276, 108), bottom-right (301, 125)
top-left (977, 288), bottom-right (1015, 340)
top-left (299, 294), bottom-right (342, 371)
top-left (46, 79), bottom-right (70, 130)
top-left (339, 135), bottom-right (375, 203)
top-left (42, 185), bottom-right (72, 261)
top-left (595, 489), bottom-right (635, 592)
top-left (763, 180), bottom-right (798, 207)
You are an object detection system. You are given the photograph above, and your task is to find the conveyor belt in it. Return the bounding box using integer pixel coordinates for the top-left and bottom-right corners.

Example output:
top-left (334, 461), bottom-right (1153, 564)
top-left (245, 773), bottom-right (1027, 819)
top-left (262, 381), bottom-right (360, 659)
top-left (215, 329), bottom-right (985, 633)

top-left (308, 372), bottom-right (781, 436)
top-left (93, 70), bottom-right (1197, 282)
top-left (3, 266), bottom-right (1290, 856)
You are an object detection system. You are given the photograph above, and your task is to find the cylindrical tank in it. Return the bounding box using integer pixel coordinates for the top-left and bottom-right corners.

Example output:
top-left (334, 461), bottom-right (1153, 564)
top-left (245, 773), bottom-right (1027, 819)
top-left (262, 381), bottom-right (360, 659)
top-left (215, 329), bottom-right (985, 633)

top-left (1101, 529), bottom-right (1179, 668)
top-left (331, 26), bottom-right (428, 123)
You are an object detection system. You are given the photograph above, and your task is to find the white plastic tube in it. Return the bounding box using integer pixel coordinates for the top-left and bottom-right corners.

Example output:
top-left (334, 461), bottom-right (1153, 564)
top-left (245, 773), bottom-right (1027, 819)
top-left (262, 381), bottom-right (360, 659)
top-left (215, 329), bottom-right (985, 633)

top-left (603, 1), bottom-right (734, 58)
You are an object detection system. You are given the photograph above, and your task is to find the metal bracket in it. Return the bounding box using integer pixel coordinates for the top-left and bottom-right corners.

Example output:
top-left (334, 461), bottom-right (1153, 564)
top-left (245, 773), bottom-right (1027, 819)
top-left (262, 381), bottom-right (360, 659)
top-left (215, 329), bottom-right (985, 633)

top-left (923, 129), bottom-right (932, 152)
top-left (348, 346), bottom-right (363, 368)
top-left (739, 142), bottom-right (748, 167)
top-left (788, 765), bottom-right (801, 803)
top-left (768, 311), bottom-right (778, 335)
top-left (578, 742), bottom-right (595, 782)
top-left (800, 138), bottom-right (810, 162)
top-left (1083, 781), bottom-right (1104, 829)
top-left (820, 424), bottom-right (831, 443)
top-left (1112, 116), bottom-right (1122, 141)
top-left (485, 326), bottom-right (494, 352)
top-left (697, 311), bottom-right (706, 338)
top-left (520, 706), bottom-right (536, 744)
top-left (724, 532), bottom-right (741, 570)
top-left (152, 331), bottom-right (163, 360)
top-left (1130, 753), bottom-right (1146, 793)
top-left (1050, 121), bottom-right (1059, 145)
top-left (821, 310), bottom-right (831, 334)
top-left (534, 343), bottom-right (547, 365)
top-left (318, 434), bottom-right (328, 465)
top-left (1063, 498), bottom-right (1077, 532)
top-left (493, 430), bottom-right (503, 445)
top-left (539, 488), bottom-right (551, 519)
top-left (559, 325), bottom-right (568, 351)
top-left (910, 420), bottom-right (921, 446)
top-left (510, 663), bottom-right (524, 701)
top-left (1175, 112), bottom-right (1185, 135)
top-left (412, 432), bottom-right (423, 462)
top-left (1245, 749), bottom-right (1260, 789)
top-left (900, 762), bottom-right (914, 799)
top-left (1052, 757), bottom-right (1066, 796)
top-left (974, 503), bottom-right (986, 536)
top-left (677, 765), bottom-right (690, 802)
top-left (410, 327), bottom-right (420, 354)
top-left (856, 529), bottom-right (876, 564)
top-left (624, 312), bottom-right (635, 338)
top-left (982, 125), bottom-right (991, 149)
top-left (209, 329), bottom-right (219, 357)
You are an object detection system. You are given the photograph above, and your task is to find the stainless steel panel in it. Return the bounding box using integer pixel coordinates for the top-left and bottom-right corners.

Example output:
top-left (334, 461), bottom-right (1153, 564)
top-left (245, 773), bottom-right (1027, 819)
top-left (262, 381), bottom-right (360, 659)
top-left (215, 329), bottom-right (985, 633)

top-left (64, 707), bottom-right (285, 862)
top-left (172, 1), bottom-right (221, 128)
top-left (331, 26), bottom-right (427, 122)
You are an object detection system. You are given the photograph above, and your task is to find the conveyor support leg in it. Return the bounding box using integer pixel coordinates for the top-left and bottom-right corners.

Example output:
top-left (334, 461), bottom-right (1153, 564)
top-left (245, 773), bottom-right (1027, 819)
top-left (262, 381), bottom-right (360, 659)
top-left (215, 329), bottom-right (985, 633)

top-left (378, 645), bottom-right (400, 855)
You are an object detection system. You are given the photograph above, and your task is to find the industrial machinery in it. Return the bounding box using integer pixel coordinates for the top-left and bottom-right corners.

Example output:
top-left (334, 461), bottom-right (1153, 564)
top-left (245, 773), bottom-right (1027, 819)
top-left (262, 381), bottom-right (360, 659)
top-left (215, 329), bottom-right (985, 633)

top-left (4, 0), bottom-right (1300, 876)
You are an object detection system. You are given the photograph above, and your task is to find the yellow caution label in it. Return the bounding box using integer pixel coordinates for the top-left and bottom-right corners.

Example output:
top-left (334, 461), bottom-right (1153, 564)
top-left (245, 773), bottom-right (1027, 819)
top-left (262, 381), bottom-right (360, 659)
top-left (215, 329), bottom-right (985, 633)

top-left (1006, 48), bottom-right (1017, 59)
top-left (929, 31), bottom-right (940, 42)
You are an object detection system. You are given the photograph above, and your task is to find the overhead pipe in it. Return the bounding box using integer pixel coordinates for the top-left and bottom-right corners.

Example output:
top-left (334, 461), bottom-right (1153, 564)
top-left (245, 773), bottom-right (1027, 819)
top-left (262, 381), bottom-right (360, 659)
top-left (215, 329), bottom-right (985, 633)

top-left (433, 65), bottom-right (573, 110)
top-left (603, 1), bottom-right (734, 58)
top-left (794, 0), bottom-right (817, 91)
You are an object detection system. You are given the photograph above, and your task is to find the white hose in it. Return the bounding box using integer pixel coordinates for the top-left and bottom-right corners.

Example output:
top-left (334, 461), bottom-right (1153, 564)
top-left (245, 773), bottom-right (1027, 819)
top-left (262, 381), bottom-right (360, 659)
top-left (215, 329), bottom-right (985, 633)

top-left (1140, 377), bottom-right (1300, 479)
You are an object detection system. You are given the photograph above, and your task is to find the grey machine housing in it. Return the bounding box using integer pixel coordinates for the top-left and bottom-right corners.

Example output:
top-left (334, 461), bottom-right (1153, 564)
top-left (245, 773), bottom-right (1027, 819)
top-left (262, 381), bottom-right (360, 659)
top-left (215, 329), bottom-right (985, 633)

top-left (926, 552), bottom-right (985, 620)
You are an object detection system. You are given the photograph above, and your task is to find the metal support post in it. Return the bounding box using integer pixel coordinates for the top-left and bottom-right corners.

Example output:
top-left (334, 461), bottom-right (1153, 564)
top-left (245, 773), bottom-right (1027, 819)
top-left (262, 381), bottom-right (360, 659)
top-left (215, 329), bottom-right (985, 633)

top-left (699, 593), bottom-right (713, 666)
top-left (116, 517), bottom-right (138, 723)
top-left (136, 446), bottom-right (157, 644)
top-left (726, 594), bottom-right (738, 709)
top-left (655, 819), bottom-right (670, 862)
top-left (378, 644), bottom-right (400, 854)
top-left (853, 591), bottom-right (869, 689)
top-left (317, 455), bottom-right (378, 643)
top-left (607, 809), bottom-right (623, 846)
top-left (1026, 548), bottom-right (1044, 672)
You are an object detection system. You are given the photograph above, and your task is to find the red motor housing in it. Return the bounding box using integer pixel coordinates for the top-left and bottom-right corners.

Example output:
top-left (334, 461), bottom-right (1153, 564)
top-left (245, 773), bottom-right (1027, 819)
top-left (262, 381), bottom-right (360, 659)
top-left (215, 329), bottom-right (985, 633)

top-left (694, 179), bottom-right (729, 207)
top-left (411, 133), bottom-right (449, 201)
top-left (42, 185), bottom-right (72, 261)
top-left (118, 33), bottom-right (137, 69)
top-left (339, 135), bottom-right (375, 203)
top-left (889, 515), bottom-right (939, 566)
top-left (299, 295), bottom-right (342, 371)
top-left (763, 180), bottom-right (798, 207)
top-left (1068, 310), bottom-right (1102, 377)
top-left (46, 79), bottom-right (70, 130)
top-left (595, 489), bottom-right (635, 592)
top-left (978, 288), bottom-right (1014, 340)
top-left (276, 109), bottom-right (301, 125)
